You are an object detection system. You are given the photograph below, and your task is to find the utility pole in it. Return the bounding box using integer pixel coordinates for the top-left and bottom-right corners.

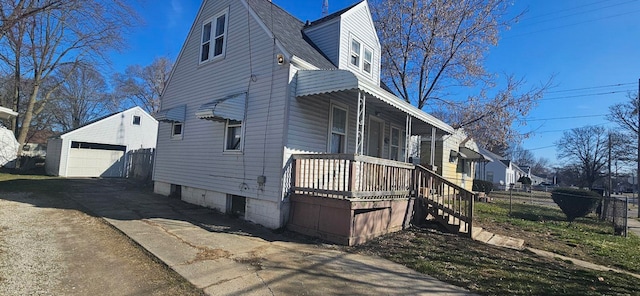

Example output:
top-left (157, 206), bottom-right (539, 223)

top-left (637, 78), bottom-right (640, 218)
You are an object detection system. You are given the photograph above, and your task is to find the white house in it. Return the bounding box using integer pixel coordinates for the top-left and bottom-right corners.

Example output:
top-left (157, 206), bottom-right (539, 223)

top-left (153, 0), bottom-right (458, 238)
top-left (476, 147), bottom-right (527, 190)
top-left (0, 106), bottom-right (19, 166)
top-left (45, 106), bottom-right (158, 177)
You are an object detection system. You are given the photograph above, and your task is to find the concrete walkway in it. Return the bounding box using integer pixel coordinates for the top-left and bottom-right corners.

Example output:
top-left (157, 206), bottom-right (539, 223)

top-left (64, 179), bottom-right (473, 296)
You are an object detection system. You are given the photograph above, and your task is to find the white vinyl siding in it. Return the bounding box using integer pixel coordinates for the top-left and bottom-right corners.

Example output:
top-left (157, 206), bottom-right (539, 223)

top-left (45, 107), bottom-right (157, 177)
top-left (303, 20), bottom-right (340, 65)
top-left (338, 3), bottom-right (381, 85)
top-left (154, 0), bottom-right (288, 228)
top-left (200, 8), bottom-right (228, 63)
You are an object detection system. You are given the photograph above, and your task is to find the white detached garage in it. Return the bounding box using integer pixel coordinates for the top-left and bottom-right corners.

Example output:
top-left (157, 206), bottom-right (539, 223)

top-left (45, 106), bottom-right (158, 177)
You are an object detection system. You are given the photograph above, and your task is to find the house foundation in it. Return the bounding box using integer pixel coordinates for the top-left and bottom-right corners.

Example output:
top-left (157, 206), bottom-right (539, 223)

top-left (287, 194), bottom-right (415, 246)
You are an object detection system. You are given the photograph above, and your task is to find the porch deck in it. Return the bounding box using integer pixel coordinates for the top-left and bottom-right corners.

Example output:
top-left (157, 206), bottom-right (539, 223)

top-left (287, 154), bottom-right (476, 245)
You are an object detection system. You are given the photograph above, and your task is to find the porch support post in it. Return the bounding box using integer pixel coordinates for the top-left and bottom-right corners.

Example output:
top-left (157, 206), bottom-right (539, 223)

top-left (430, 127), bottom-right (436, 167)
top-left (405, 115), bottom-right (412, 162)
top-left (355, 91), bottom-right (366, 155)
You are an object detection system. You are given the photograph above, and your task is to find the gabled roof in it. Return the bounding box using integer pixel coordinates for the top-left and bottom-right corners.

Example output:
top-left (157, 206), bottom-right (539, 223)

top-left (53, 106), bottom-right (155, 139)
top-left (245, 0), bottom-right (336, 69)
top-left (478, 147), bottom-right (507, 164)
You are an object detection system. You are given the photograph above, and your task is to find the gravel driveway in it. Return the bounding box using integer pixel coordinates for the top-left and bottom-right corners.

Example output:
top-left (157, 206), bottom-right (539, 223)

top-left (0, 190), bottom-right (203, 296)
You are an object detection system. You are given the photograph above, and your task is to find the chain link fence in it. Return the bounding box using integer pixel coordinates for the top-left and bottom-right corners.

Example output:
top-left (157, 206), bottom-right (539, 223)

top-left (599, 195), bottom-right (628, 236)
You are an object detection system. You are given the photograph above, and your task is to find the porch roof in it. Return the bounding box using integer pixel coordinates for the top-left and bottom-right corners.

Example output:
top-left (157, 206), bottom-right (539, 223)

top-left (155, 104), bottom-right (186, 123)
top-left (295, 70), bottom-right (454, 134)
top-left (195, 92), bottom-right (246, 122)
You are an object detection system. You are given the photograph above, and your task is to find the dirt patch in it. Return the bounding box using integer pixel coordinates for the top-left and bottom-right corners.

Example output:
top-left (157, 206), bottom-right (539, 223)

top-left (0, 192), bottom-right (204, 296)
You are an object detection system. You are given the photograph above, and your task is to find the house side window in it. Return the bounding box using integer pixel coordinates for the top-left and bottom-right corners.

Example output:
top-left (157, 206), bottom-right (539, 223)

top-left (389, 126), bottom-right (405, 161)
top-left (350, 38), bottom-right (361, 67)
top-left (200, 9), bottom-right (228, 63)
top-left (363, 47), bottom-right (373, 74)
top-left (132, 115), bottom-right (141, 125)
top-left (171, 122), bottom-right (183, 139)
top-left (225, 120), bottom-right (242, 151)
top-left (329, 105), bottom-right (348, 153)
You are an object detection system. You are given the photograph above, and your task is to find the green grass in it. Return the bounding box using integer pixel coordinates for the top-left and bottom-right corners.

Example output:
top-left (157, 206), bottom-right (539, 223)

top-left (351, 192), bottom-right (640, 295)
top-left (475, 198), bottom-right (640, 273)
top-left (0, 172), bottom-right (69, 193)
top-left (354, 228), bottom-right (640, 295)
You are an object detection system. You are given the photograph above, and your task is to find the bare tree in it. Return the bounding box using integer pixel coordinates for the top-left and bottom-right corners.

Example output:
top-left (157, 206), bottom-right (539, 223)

top-left (112, 56), bottom-right (173, 114)
top-left (531, 157), bottom-right (551, 177)
top-left (0, 0), bottom-right (64, 39)
top-left (505, 144), bottom-right (535, 167)
top-left (47, 63), bottom-right (109, 131)
top-left (555, 126), bottom-right (623, 188)
top-left (607, 93), bottom-right (639, 163)
top-left (370, 0), bottom-right (550, 149)
top-left (0, 0), bottom-right (139, 155)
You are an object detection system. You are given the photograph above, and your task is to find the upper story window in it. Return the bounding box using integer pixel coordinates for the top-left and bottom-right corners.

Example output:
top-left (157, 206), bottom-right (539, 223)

top-left (200, 9), bottom-right (228, 63)
top-left (350, 39), bottom-right (361, 67)
top-left (132, 115), bottom-right (141, 125)
top-left (363, 47), bottom-right (373, 74)
top-left (349, 35), bottom-right (374, 76)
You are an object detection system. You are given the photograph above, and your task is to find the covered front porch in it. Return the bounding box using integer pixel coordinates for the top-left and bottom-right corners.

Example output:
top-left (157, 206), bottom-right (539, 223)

top-left (286, 70), bottom-right (475, 245)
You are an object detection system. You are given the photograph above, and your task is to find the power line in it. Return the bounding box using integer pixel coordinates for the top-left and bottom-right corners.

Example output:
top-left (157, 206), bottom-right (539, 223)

top-left (527, 144), bottom-right (556, 151)
top-left (524, 114), bottom-right (606, 122)
top-left (518, 0), bottom-right (637, 27)
top-left (504, 9), bottom-right (640, 39)
top-left (540, 90), bottom-right (633, 101)
top-left (546, 82), bottom-right (636, 94)
top-left (520, 0), bottom-right (615, 21)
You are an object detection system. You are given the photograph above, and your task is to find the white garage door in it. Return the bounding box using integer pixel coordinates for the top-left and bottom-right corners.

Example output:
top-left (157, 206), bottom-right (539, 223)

top-left (67, 142), bottom-right (126, 177)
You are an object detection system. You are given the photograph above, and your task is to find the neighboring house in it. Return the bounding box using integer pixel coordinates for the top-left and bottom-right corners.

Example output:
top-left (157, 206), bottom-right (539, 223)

top-left (420, 129), bottom-right (485, 191)
top-left (0, 106), bottom-right (19, 167)
top-left (476, 147), bottom-right (527, 190)
top-left (153, 0), bottom-right (473, 245)
top-left (45, 106), bottom-right (158, 177)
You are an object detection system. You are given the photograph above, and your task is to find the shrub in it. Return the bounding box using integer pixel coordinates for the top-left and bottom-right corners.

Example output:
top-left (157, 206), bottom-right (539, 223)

top-left (473, 179), bottom-right (493, 194)
top-left (517, 176), bottom-right (532, 185)
top-left (551, 188), bottom-right (601, 222)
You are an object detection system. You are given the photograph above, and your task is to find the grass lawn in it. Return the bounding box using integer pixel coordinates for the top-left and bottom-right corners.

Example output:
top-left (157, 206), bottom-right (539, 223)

top-left (349, 193), bottom-right (640, 295)
top-left (0, 172), bottom-right (68, 193)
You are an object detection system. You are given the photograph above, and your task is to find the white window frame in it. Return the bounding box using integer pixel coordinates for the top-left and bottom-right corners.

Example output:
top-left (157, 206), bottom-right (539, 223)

top-left (200, 8), bottom-right (229, 64)
top-left (363, 46), bottom-right (373, 75)
top-left (171, 122), bottom-right (183, 140)
top-left (328, 103), bottom-right (348, 153)
top-left (224, 119), bottom-right (243, 153)
top-left (389, 126), bottom-right (405, 161)
top-left (349, 36), bottom-right (361, 68)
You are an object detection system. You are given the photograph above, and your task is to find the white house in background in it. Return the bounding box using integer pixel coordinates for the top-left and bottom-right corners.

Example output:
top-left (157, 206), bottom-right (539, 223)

top-left (45, 106), bottom-right (157, 177)
top-left (153, 0), bottom-right (454, 230)
top-left (476, 147), bottom-right (527, 190)
top-left (0, 106), bottom-right (19, 166)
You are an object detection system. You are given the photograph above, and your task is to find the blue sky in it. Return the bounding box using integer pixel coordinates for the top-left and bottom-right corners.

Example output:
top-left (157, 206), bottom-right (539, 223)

top-left (111, 0), bottom-right (640, 167)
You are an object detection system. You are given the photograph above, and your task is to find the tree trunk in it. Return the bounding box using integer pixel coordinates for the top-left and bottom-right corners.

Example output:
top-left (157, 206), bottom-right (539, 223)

top-left (16, 83), bottom-right (40, 157)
